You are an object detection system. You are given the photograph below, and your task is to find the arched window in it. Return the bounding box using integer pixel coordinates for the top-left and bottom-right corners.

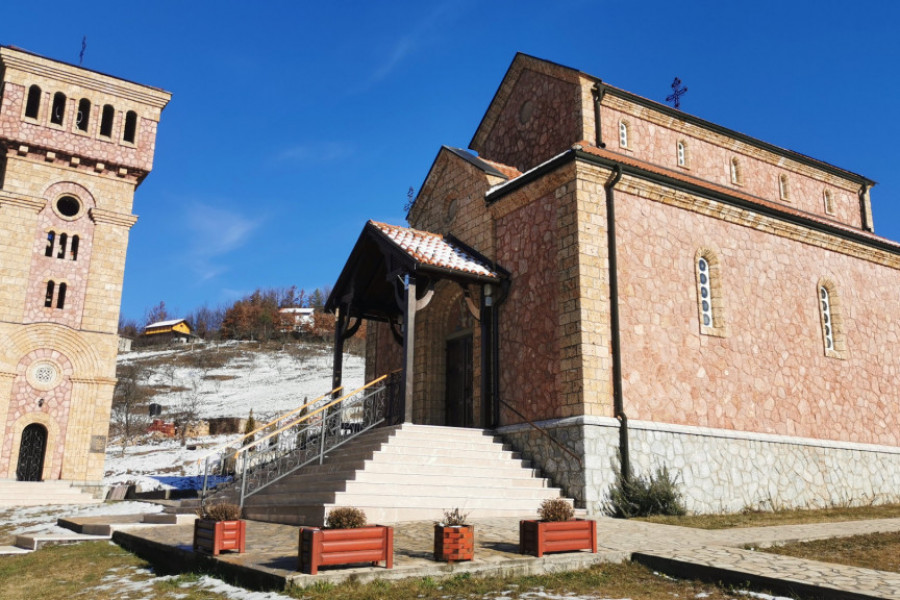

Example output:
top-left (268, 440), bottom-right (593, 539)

top-left (730, 158), bottom-right (742, 185)
top-left (57, 283), bottom-right (67, 309)
top-left (25, 85), bottom-right (41, 119)
top-left (677, 140), bottom-right (687, 167)
top-left (818, 280), bottom-right (844, 358)
top-left (618, 121), bottom-right (629, 148)
top-left (45, 231), bottom-right (55, 257)
top-left (57, 233), bottom-right (68, 259)
top-left (823, 189), bottom-right (835, 215)
top-left (44, 281), bottom-right (55, 307)
top-left (76, 98), bottom-right (91, 132)
top-left (50, 92), bottom-right (66, 125)
top-left (123, 110), bottom-right (137, 143)
top-left (778, 174), bottom-right (790, 201)
top-left (100, 104), bottom-right (114, 137)
top-left (695, 249), bottom-right (726, 336)
top-left (70, 235), bottom-right (79, 261)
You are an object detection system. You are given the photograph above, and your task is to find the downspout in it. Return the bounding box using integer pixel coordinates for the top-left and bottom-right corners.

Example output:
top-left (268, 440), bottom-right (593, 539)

top-left (604, 164), bottom-right (630, 480)
top-left (592, 81), bottom-right (607, 149)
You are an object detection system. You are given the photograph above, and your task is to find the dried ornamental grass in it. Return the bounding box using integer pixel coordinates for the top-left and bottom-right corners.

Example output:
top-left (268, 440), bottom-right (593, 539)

top-left (439, 508), bottom-right (469, 527)
top-left (325, 507), bottom-right (367, 529)
top-left (197, 501), bottom-right (242, 521)
top-left (538, 498), bottom-right (574, 522)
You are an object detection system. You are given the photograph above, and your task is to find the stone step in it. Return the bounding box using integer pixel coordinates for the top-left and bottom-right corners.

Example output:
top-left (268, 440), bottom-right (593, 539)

top-left (14, 533), bottom-right (109, 551)
top-left (0, 481), bottom-right (100, 506)
top-left (262, 469), bottom-right (553, 492)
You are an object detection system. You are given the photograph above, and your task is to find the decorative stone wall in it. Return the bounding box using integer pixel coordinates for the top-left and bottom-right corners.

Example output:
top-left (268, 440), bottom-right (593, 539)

top-left (500, 417), bottom-right (900, 515)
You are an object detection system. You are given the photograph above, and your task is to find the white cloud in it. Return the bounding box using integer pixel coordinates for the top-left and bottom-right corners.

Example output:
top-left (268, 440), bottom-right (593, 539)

top-left (184, 203), bottom-right (263, 281)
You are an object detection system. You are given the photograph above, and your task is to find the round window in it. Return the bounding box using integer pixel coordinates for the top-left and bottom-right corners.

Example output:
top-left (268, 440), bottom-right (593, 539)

top-left (56, 196), bottom-right (81, 218)
top-left (27, 360), bottom-right (61, 391)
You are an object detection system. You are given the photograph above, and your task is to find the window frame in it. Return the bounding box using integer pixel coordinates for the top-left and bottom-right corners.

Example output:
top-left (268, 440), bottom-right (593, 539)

top-left (695, 248), bottom-right (727, 337)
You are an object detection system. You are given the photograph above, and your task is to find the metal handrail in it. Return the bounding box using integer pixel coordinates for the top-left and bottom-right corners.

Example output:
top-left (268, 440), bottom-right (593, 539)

top-left (195, 385), bottom-right (343, 466)
top-left (498, 398), bottom-right (583, 467)
top-left (199, 373), bottom-right (399, 507)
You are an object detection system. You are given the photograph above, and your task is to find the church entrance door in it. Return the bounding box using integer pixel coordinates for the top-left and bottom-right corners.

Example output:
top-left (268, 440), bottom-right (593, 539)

top-left (445, 334), bottom-right (473, 427)
top-left (16, 423), bottom-right (47, 481)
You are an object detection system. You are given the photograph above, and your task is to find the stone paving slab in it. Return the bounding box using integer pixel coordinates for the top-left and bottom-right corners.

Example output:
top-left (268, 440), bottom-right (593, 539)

top-left (97, 513), bottom-right (900, 598)
top-left (634, 546), bottom-right (900, 600)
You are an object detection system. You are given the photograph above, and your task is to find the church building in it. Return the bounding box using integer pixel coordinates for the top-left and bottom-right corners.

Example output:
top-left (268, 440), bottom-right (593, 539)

top-left (0, 46), bottom-right (169, 490)
top-left (330, 53), bottom-right (900, 513)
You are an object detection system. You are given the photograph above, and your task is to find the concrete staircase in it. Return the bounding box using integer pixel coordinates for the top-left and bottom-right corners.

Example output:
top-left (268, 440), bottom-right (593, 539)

top-left (0, 480), bottom-right (100, 507)
top-left (231, 423), bottom-right (568, 525)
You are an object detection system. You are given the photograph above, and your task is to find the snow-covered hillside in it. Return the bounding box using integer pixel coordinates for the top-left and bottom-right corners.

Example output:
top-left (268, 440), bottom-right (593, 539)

top-left (105, 341), bottom-right (365, 492)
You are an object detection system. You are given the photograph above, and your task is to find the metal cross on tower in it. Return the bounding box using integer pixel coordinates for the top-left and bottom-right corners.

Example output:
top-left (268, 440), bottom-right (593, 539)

top-left (666, 77), bottom-right (687, 109)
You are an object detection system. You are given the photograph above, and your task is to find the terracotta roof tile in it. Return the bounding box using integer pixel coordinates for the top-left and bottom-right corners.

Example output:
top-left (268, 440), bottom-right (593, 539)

top-left (370, 221), bottom-right (500, 278)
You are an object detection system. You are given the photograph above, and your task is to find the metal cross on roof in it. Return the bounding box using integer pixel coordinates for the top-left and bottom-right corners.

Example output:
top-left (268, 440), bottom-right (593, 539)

top-left (666, 77), bottom-right (688, 109)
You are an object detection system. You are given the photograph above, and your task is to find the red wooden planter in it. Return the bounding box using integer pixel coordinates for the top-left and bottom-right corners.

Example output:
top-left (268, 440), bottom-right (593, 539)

top-left (519, 519), bottom-right (597, 557)
top-left (298, 526), bottom-right (393, 575)
top-left (193, 519), bottom-right (246, 556)
top-left (433, 524), bottom-right (474, 562)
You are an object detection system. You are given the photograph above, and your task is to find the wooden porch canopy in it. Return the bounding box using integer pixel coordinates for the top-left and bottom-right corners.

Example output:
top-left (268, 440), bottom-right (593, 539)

top-left (326, 220), bottom-right (508, 425)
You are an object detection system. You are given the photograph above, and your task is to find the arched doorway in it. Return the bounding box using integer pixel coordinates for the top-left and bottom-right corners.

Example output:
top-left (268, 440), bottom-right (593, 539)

top-left (16, 423), bottom-right (47, 481)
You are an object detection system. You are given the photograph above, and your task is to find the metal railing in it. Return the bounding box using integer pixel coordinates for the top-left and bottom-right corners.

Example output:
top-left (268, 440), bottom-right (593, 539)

top-left (200, 373), bottom-right (401, 507)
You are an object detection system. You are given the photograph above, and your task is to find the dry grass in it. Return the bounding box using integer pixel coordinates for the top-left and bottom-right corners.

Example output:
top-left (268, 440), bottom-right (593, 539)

top-left (640, 502), bottom-right (900, 529)
top-left (763, 531), bottom-right (900, 573)
top-left (0, 542), bottom-right (771, 600)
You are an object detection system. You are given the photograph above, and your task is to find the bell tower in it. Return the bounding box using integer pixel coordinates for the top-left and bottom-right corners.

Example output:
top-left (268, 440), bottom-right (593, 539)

top-left (0, 46), bottom-right (170, 488)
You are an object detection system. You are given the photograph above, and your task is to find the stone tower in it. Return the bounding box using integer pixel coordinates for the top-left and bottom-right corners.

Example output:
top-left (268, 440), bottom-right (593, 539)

top-left (0, 46), bottom-right (170, 488)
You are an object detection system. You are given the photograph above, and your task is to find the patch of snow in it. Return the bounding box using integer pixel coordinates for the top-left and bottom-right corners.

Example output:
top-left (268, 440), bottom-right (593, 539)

top-left (0, 501), bottom-right (162, 537)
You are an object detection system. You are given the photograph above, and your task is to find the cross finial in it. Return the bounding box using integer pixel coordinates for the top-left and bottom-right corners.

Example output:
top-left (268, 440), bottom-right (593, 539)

top-left (666, 77), bottom-right (687, 109)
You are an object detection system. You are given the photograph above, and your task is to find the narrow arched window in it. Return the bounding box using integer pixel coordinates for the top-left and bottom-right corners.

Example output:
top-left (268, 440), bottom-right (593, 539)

top-left (697, 257), bottom-right (713, 327)
top-left (25, 85), bottom-right (41, 119)
top-left (57, 233), bottom-right (68, 259)
top-left (44, 281), bottom-right (55, 307)
top-left (677, 140), bottom-right (686, 167)
top-left (778, 174), bottom-right (790, 201)
top-left (123, 110), bottom-right (137, 143)
top-left (100, 104), bottom-right (114, 137)
top-left (824, 189), bottom-right (835, 215)
top-left (45, 231), bottom-right (55, 257)
top-left (730, 158), bottom-right (742, 185)
top-left (70, 235), bottom-right (79, 261)
top-left (56, 283), bottom-right (67, 309)
top-left (76, 98), bottom-right (91, 132)
top-left (820, 286), bottom-right (833, 351)
top-left (619, 121), bottom-right (629, 148)
top-left (696, 249), bottom-right (726, 336)
top-left (50, 92), bottom-right (66, 125)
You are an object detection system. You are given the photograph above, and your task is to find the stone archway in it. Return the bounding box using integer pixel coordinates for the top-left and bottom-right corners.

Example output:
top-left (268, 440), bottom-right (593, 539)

top-left (16, 423), bottom-right (47, 481)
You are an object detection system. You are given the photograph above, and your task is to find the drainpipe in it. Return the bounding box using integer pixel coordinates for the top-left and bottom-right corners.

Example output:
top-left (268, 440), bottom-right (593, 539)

top-left (592, 82), bottom-right (607, 149)
top-left (604, 164), bottom-right (630, 480)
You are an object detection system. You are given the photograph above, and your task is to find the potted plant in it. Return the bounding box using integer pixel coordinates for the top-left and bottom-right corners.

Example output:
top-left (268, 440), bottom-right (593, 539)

top-left (298, 507), bottom-right (393, 575)
top-left (519, 498), bottom-right (596, 557)
top-left (433, 508), bottom-right (474, 563)
top-left (193, 501), bottom-right (246, 556)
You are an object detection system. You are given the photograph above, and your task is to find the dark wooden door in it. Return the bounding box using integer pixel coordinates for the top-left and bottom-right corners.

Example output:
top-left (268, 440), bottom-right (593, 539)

top-left (16, 423), bottom-right (47, 481)
top-left (445, 335), bottom-right (473, 427)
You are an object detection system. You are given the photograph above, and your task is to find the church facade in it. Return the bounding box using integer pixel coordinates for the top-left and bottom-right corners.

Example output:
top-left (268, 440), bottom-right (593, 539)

top-left (341, 53), bottom-right (900, 514)
top-left (0, 46), bottom-right (169, 488)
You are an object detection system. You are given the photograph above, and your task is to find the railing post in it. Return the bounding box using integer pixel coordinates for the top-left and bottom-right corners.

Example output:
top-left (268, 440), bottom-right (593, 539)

top-left (201, 456), bottom-right (210, 503)
top-left (318, 412), bottom-right (327, 465)
top-left (239, 450), bottom-right (248, 509)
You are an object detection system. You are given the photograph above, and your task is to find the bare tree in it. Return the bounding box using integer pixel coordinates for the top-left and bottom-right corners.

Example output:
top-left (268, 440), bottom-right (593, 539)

top-left (113, 362), bottom-right (149, 455)
top-left (175, 368), bottom-right (207, 447)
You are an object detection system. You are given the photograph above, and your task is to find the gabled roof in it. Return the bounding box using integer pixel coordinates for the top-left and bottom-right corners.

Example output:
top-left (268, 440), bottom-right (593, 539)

top-left (326, 220), bottom-right (506, 320)
top-left (144, 318), bottom-right (188, 330)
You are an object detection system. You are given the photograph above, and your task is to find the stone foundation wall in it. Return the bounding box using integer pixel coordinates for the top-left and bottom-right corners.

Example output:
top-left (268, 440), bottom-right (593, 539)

top-left (499, 416), bottom-right (900, 515)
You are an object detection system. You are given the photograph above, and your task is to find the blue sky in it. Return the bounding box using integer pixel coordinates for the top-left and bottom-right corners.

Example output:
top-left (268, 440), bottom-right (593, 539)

top-left (4, 1), bottom-right (900, 321)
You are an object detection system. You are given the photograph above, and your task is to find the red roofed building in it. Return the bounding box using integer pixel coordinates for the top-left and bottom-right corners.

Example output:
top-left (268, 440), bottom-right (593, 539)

top-left (328, 53), bottom-right (900, 514)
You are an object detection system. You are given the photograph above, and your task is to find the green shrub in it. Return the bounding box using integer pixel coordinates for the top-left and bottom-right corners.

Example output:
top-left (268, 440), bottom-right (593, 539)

top-left (243, 409), bottom-right (256, 435)
top-left (605, 465), bottom-right (686, 518)
top-left (325, 506), bottom-right (367, 529)
top-left (538, 497), bottom-right (574, 521)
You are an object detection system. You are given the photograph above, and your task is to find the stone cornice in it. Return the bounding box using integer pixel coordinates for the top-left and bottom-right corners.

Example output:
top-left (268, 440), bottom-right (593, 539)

top-left (0, 191), bottom-right (44, 213)
top-left (89, 208), bottom-right (138, 228)
top-left (1, 46), bottom-right (171, 110)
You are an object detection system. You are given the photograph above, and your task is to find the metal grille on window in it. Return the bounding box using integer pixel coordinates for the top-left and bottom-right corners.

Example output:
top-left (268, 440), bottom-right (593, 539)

top-left (698, 258), bottom-right (713, 327)
top-left (820, 286), bottom-right (834, 350)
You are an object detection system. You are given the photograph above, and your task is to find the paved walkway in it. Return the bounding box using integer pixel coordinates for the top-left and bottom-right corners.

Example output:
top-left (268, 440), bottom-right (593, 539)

top-left (94, 514), bottom-right (900, 598)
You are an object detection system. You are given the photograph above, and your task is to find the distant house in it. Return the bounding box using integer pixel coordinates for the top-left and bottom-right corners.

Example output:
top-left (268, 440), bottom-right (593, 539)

top-left (143, 319), bottom-right (192, 344)
top-left (279, 307), bottom-right (315, 333)
top-left (117, 336), bottom-right (133, 353)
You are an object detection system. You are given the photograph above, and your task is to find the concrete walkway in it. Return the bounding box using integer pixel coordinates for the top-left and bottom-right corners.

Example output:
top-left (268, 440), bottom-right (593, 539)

top-left (94, 514), bottom-right (900, 598)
